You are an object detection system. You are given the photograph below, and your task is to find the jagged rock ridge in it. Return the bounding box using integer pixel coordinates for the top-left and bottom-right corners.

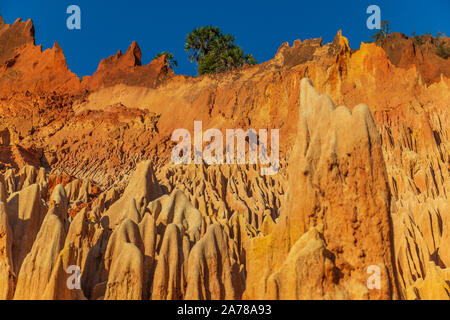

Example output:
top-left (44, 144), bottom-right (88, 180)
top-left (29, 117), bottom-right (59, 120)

top-left (0, 15), bottom-right (449, 300)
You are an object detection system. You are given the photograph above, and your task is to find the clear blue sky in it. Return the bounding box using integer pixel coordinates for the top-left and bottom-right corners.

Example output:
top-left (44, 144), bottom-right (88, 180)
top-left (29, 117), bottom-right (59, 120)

top-left (1, 0), bottom-right (449, 77)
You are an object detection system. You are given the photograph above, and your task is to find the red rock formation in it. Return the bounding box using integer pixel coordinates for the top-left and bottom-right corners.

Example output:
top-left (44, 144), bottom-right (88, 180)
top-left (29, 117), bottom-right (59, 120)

top-left (0, 17), bottom-right (35, 66)
top-left (0, 14), bottom-right (449, 300)
top-left (244, 79), bottom-right (398, 300)
top-left (81, 41), bottom-right (174, 91)
top-left (377, 32), bottom-right (450, 85)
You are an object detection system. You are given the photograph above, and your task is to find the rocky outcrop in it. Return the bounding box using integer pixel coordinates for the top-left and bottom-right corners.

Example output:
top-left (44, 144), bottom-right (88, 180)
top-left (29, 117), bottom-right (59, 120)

top-left (105, 160), bottom-right (162, 227)
top-left (103, 218), bottom-right (145, 300)
top-left (148, 189), bottom-right (202, 242)
top-left (13, 185), bottom-right (68, 300)
top-left (405, 261), bottom-right (450, 300)
top-left (0, 201), bottom-right (15, 300)
top-left (42, 242), bottom-right (86, 300)
top-left (264, 228), bottom-right (338, 299)
top-left (0, 13), bottom-right (449, 300)
top-left (82, 42), bottom-right (174, 91)
top-left (150, 223), bottom-right (186, 300)
top-left (6, 183), bottom-right (45, 274)
top-left (0, 17), bottom-right (34, 66)
top-left (185, 224), bottom-right (243, 300)
top-left (156, 164), bottom-right (285, 231)
top-left (138, 213), bottom-right (157, 299)
top-left (392, 196), bottom-right (450, 299)
top-left (244, 79), bottom-right (398, 300)
top-left (377, 32), bottom-right (450, 85)
top-left (0, 39), bottom-right (80, 94)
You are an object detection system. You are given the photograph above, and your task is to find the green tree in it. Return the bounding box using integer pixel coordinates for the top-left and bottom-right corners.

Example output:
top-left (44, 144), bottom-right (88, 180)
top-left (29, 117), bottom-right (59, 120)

top-left (371, 21), bottom-right (391, 42)
top-left (154, 51), bottom-right (178, 69)
top-left (436, 36), bottom-right (450, 59)
top-left (185, 25), bottom-right (224, 63)
top-left (412, 31), bottom-right (425, 45)
top-left (436, 43), bottom-right (450, 59)
top-left (435, 33), bottom-right (450, 59)
top-left (185, 25), bottom-right (256, 75)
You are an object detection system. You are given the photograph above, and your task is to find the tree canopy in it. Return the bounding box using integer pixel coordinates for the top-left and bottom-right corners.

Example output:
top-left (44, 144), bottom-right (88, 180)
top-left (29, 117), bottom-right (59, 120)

top-left (185, 25), bottom-right (256, 75)
top-left (371, 21), bottom-right (391, 42)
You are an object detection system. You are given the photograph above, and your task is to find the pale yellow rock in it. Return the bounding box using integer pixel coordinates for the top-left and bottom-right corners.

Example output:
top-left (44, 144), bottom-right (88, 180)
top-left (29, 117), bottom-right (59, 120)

top-left (260, 214), bottom-right (276, 236)
top-left (151, 223), bottom-right (185, 300)
top-left (6, 183), bottom-right (45, 274)
top-left (392, 196), bottom-right (450, 298)
top-left (49, 184), bottom-right (69, 229)
top-left (104, 218), bottom-right (144, 272)
top-left (244, 79), bottom-right (398, 300)
top-left (138, 212), bottom-right (157, 299)
top-left (149, 189), bottom-right (203, 242)
top-left (13, 207), bottom-right (66, 299)
top-left (102, 218), bottom-right (145, 300)
top-left (65, 179), bottom-right (94, 208)
top-left (0, 202), bottom-right (15, 300)
top-left (105, 160), bottom-right (162, 227)
top-left (3, 169), bottom-right (16, 195)
top-left (36, 167), bottom-right (48, 197)
top-left (12, 185), bottom-right (69, 299)
top-left (156, 163), bottom-right (285, 233)
top-left (104, 242), bottom-right (144, 300)
top-left (17, 165), bottom-right (38, 191)
top-left (63, 208), bottom-right (96, 273)
top-left (65, 179), bottom-right (82, 204)
top-left (79, 220), bottom-right (111, 300)
top-left (406, 262), bottom-right (450, 300)
top-left (265, 228), bottom-right (346, 300)
top-left (0, 173), bottom-right (7, 203)
top-left (185, 224), bottom-right (243, 300)
top-left (42, 243), bottom-right (87, 300)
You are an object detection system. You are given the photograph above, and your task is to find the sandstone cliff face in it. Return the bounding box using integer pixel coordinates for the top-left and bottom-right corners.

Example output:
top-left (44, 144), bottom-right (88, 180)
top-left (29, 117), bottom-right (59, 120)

top-left (13, 186), bottom-right (67, 300)
top-left (0, 17), bottom-right (34, 66)
top-left (0, 16), bottom-right (449, 300)
top-left (82, 41), bottom-right (174, 91)
top-left (379, 32), bottom-right (450, 85)
top-left (0, 201), bottom-right (15, 300)
top-left (245, 79), bottom-right (398, 300)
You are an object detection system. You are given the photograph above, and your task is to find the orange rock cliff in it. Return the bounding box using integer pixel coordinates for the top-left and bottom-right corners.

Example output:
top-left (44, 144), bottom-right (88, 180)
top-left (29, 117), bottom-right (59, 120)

top-left (0, 16), bottom-right (449, 300)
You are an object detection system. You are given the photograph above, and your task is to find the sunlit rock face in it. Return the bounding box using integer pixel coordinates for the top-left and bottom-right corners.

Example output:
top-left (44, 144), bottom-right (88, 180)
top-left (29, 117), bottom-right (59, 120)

top-left (0, 15), bottom-right (449, 300)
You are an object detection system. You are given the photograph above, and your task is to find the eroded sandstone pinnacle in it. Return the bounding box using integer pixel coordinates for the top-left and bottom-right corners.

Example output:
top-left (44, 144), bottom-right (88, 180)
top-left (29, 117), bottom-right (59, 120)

top-left (0, 15), bottom-right (449, 300)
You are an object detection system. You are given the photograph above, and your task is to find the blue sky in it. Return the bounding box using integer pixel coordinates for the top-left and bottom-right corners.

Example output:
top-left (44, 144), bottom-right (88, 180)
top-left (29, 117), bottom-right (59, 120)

top-left (1, 0), bottom-right (449, 77)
